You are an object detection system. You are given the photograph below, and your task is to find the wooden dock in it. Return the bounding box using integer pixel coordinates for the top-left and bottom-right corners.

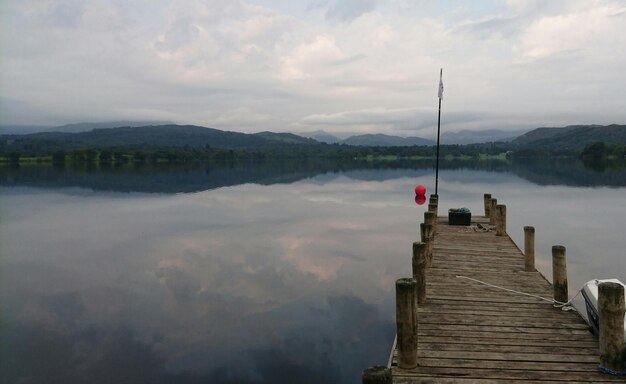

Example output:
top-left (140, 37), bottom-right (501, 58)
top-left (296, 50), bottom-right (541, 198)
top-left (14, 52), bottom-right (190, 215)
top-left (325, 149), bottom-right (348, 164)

top-left (384, 209), bottom-right (625, 383)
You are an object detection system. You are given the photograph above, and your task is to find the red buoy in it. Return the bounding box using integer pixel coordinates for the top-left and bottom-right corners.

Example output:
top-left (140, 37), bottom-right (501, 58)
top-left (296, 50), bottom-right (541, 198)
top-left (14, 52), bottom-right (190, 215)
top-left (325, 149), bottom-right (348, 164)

top-left (415, 194), bottom-right (426, 205)
top-left (414, 184), bottom-right (426, 196)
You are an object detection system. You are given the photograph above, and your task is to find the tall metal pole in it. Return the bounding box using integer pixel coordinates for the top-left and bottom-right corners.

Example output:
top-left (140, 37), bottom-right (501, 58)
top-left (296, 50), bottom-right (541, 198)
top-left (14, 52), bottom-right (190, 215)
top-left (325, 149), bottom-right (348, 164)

top-left (435, 68), bottom-right (442, 195)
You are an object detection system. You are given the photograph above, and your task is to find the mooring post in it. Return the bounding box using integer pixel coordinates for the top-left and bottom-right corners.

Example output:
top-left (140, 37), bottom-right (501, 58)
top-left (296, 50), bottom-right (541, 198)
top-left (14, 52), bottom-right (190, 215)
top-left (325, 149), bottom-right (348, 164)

top-left (495, 204), bottom-right (506, 236)
top-left (429, 194), bottom-right (438, 205)
top-left (395, 278), bottom-right (418, 369)
top-left (424, 211), bottom-right (437, 235)
top-left (362, 366), bottom-right (392, 384)
top-left (484, 193), bottom-right (492, 217)
top-left (552, 245), bottom-right (568, 304)
top-left (424, 211), bottom-right (436, 226)
top-left (420, 223), bottom-right (434, 267)
top-left (489, 198), bottom-right (497, 225)
top-left (428, 203), bottom-right (437, 217)
top-left (598, 282), bottom-right (626, 374)
top-left (524, 226), bottom-right (535, 272)
top-left (412, 242), bottom-right (427, 304)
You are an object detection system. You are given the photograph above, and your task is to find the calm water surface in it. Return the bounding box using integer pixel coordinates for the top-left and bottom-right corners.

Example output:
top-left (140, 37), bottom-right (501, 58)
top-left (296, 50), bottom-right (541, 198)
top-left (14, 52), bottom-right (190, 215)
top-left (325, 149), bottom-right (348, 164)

top-left (1, 161), bottom-right (625, 383)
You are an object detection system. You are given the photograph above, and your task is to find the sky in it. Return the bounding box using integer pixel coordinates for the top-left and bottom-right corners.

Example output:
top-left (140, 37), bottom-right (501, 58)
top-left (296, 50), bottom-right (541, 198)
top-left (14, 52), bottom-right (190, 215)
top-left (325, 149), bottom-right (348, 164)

top-left (1, 0), bottom-right (626, 137)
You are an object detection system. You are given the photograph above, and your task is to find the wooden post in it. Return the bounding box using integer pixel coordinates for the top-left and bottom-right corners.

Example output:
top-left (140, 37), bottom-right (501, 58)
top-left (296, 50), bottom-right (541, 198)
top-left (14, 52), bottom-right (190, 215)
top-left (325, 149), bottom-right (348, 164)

top-left (424, 211), bottom-right (437, 235)
top-left (362, 366), bottom-right (392, 384)
top-left (484, 193), bottom-right (492, 217)
top-left (552, 245), bottom-right (568, 304)
top-left (420, 223), bottom-right (434, 267)
top-left (598, 282), bottom-right (626, 373)
top-left (495, 204), bottom-right (506, 236)
top-left (428, 203), bottom-right (437, 216)
top-left (424, 211), bottom-right (436, 226)
top-left (412, 242), bottom-right (427, 304)
top-left (524, 226), bottom-right (535, 272)
top-left (396, 278), bottom-right (418, 369)
top-left (489, 198), bottom-right (497, 225)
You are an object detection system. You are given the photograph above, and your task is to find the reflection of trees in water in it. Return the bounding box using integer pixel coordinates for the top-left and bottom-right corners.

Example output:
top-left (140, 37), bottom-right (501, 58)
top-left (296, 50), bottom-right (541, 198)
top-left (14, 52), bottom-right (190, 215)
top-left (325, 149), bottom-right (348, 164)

top-left (1, 158), bottom-right (626, 192)
top-left (510, 158), bottom-right (626, 187)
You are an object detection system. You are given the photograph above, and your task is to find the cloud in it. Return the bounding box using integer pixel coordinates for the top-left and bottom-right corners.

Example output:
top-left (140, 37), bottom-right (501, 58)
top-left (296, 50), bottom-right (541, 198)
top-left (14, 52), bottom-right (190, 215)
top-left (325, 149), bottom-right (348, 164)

top-left (325, 0), bottom-right (377, 22)
top-left (1, 0), bottom-right (626, 133)
top-left (520, 3), bottom-right (626, 58)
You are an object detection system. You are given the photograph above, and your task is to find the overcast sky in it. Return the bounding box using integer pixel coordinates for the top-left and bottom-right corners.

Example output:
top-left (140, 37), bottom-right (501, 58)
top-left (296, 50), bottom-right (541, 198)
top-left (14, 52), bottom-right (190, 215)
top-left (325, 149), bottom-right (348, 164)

top-left (1, 0), bottom-right (625, 136)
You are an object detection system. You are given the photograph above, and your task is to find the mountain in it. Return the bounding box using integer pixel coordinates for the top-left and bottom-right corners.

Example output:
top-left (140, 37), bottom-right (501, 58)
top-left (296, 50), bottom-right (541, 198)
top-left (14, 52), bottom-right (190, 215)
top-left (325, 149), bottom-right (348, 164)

top-left (49, 121), bottom-right (174, 133)
top-left (296, 130), bottom-right (342, 144)
top-left (2, 124), bottom-right (317, 153)
top-left (252, 131), bottom-right (319, 144)
top-left (441, 129), bottom-right (529, 145)
top-left (341, 134), bottom-right (435, 146)
top-left (0, 125), bottom-right (53, 135)
top-left (511, 124), bottom-right (626, 150)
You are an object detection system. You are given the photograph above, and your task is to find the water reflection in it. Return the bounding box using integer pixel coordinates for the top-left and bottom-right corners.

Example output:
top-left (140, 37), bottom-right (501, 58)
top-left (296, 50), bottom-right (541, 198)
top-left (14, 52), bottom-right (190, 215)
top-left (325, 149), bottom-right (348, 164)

top-left (1, 164), bottom-right (625, 383)
top-left (2, 158), bottom-right (626, 194)
top-left (1, 178), bottom-right (416, 383)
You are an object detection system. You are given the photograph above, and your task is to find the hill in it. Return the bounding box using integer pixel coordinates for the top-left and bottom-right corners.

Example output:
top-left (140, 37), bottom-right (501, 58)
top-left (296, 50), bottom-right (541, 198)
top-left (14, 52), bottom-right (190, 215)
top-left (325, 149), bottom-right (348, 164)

top-left (49, 121), bottom-right (174, 133)
top-left (252, 131), bottom-right (319, 145)
top-left (1, 124), bottom-right (317, 154)
top-left (296, 130), bottom-right (342, 144)
top-left (511, 124), bottom-right (626, 151)
top-left (341, 133), bottom-right (434, 146)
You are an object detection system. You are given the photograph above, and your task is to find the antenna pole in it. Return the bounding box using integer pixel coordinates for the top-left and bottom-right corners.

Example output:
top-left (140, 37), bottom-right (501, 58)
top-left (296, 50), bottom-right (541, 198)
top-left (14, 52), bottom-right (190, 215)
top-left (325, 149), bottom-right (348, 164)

top-left (435, 68), bottom-right (442, 195)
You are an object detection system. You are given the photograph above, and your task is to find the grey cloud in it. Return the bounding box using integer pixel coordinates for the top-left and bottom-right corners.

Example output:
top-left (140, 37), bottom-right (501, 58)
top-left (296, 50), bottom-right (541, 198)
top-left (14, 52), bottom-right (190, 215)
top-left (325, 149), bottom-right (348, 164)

top-left (325, 0), bottom-right (376, 22)
top-left (46, 0), bottom-right (84, 28)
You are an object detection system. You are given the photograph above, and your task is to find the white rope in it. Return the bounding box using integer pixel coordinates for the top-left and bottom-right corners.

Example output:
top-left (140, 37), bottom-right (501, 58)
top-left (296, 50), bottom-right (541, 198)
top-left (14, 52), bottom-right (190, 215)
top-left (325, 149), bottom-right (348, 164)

top-left (456, 275), bottom-right (583, 311)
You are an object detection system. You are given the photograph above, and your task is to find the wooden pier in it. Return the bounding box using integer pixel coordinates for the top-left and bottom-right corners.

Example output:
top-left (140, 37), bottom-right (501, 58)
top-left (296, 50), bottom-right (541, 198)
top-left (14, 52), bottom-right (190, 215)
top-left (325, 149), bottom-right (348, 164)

top-left (364, 195), bottom-right (625, 383)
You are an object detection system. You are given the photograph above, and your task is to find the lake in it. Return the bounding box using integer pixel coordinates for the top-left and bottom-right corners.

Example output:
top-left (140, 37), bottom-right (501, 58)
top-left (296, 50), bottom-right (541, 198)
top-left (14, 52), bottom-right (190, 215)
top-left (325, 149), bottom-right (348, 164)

top-left (1, 159), bottom-right (625, 383)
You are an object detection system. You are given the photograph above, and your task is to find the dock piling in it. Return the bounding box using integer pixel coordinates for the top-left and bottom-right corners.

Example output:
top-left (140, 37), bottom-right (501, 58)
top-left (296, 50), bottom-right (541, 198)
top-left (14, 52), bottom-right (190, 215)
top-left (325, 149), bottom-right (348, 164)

top-left (484, 193), bottom-right (492, 217)
top-left (552, 245), bottom-right (568, 303)
top-left (428, 203), bottom-right (438, 216)
top-left (420, 223), bottom-right (434, 266)
top-left (598, 282), bottom-right (626, 373)
top-left (489, 198), bottom-right (497, 225)
top-left (424, 211), bottom-right (436, 225)
top-left (395, 278), bottom-right (418, 369)
top-left (524, 226), bottom-right (535, 271)
top-left (412, 242), bottom-right (427, 304)
top-left (424, 211), bottom-right (437, 235)
top-left (362, 366), bottom-right (392, 384)
top-left (496, 204), bottom-right (507, 236)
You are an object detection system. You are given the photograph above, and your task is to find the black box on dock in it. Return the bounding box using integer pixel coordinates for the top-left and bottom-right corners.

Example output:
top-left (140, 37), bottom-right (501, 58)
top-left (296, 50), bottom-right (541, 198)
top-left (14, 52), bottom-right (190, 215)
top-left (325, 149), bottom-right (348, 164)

top-left (449, 208), bottom-right (471, 226)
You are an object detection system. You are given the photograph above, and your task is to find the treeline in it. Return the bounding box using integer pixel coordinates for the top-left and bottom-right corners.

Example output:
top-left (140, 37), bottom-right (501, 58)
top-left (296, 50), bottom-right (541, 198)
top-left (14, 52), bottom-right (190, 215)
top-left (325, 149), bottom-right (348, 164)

top-left (0, 142), bottom-right (512, 165)
top-left (3, 139), bottom-right (625, 166)
top-left (580, 142), bottom-right (626, 159)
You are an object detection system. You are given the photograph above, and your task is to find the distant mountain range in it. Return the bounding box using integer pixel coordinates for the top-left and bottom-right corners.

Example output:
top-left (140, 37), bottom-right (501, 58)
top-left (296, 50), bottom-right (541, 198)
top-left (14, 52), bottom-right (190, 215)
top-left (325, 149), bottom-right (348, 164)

top-left (0, 121), bottom-right (172, 135)
top-left (296, 131), bottom-right (435, 146)
top-left (2, 123), bottom-right (626, 153)
top-left (296, 129), bottom-right (526, 146)
top-left (341, 133), bottom-right (435, 146)
top-left (1, 124), bottom-right (317, 153)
